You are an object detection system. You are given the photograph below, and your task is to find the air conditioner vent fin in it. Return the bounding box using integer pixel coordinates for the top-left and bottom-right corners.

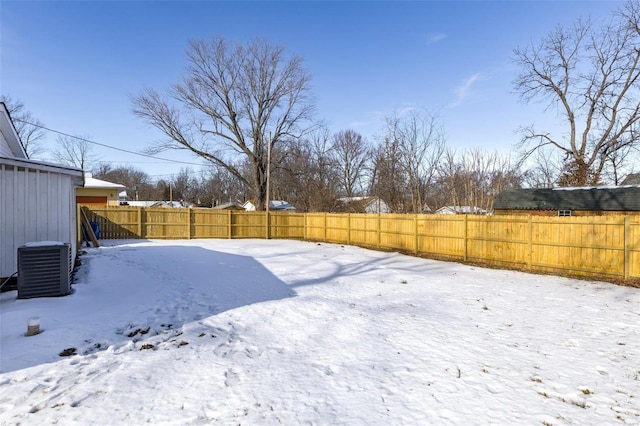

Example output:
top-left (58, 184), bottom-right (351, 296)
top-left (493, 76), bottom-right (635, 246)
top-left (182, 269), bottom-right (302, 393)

top-left (17, 244), bottom-right (72, 299)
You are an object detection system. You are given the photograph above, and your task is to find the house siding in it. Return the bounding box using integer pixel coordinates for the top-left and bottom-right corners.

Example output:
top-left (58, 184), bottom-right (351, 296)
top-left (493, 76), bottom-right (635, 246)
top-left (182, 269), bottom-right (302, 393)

top-left (336, 197), bottom-right (391, 214)
top-left (76, 187), bottom-right (120, 206)
top-left (0, 130), bottom-right (13, 157)
top-left (76, 195), bottom-right (109, 206)
top-left (0, 163), bottom-right (80, 277)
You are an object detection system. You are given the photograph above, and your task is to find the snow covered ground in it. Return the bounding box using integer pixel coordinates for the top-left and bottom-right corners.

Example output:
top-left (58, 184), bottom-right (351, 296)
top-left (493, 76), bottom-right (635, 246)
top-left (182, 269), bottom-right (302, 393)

top-left (0, 239), bottom-right (638, 425)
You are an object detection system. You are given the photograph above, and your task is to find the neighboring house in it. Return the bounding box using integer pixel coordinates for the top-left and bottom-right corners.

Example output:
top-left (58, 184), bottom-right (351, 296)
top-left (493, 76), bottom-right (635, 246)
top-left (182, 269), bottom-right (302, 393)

top-left (0, 102), bottom-right (84, 279)
top-left (493, 186), bottom-right (640, 216)
top-left (211, 202), bottom-right (245, 210)
top-left (434, 206), bottom-right (489, 215)
top-left (243, 200), bottom-right (296, 211)
top-left (124, 201), bottom-right (158, 208)
top-left (125, 200), bottom-right (193, 208)
top-left (336, 196), bottom-right (391, 214)
top-left (621, 173), bottom-right (640, 185)
top-left (76, 172), bottom-right (126, 206)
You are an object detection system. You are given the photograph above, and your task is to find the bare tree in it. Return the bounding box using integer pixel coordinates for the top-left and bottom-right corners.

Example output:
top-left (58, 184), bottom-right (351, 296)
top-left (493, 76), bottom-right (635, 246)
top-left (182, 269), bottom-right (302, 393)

top-left (601, 142), bottom-right (639, 184)
top-left (331, 130), bottom-right (370, 197)
top-left (132, 37), bottom-right (315, 210)
top-left (0, 95), bottom-right (46, 158)
top-left (386, 109), bottom-right (445, 213)
top-left (92, 164), bottom-right (158, 201)
top-left (520, 148), bottom-right (560, 188)
top-left (513, 1), bottom-right (640, 186)
top-left (438, 148), bottom-right (522, 213)
top-left (437, 149), bottom-right (463, 210)
top-left (369, 109), bottom-right (446, 214)
top-left (53, 134), bottom-right (96, 170)
top-left (199, 164), bottom-right (249, 207)
top-left (272, 126), bottom-right (340, 212)
top-left (369, 136), bottom-right (405, 213)
top-left (169, 168), bottom-right (200, 204)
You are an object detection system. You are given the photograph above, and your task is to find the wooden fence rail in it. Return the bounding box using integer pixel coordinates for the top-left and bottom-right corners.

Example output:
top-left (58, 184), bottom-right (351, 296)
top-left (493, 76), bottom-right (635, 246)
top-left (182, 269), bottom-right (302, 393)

top-left (81, 207), bottom-right (640, 282)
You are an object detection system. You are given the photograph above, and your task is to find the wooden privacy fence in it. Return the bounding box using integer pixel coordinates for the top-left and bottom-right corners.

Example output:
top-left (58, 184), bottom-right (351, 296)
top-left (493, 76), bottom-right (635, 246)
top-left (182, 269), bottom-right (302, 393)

top-left (81, 206), bottom-right (640, 282)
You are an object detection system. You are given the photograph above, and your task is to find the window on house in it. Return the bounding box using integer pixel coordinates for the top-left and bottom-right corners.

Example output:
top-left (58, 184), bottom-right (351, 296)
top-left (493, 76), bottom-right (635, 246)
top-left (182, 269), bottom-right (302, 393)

top-left (558, 210), bottom-right (572, 217)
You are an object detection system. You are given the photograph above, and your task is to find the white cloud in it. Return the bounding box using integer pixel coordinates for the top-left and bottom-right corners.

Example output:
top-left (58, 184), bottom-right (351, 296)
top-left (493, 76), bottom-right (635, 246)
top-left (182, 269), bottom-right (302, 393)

top-left (450, 73), bottom-right (482, 107)
top-left (427, 33), bottom-right (447, 45)
top-left (395, 106), bottom-right (417, 118)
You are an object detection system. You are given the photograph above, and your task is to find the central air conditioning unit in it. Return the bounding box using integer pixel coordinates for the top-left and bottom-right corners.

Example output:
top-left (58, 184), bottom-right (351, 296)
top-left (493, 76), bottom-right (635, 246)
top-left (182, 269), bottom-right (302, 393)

top-left (17, 243), bottom-right (72, 299)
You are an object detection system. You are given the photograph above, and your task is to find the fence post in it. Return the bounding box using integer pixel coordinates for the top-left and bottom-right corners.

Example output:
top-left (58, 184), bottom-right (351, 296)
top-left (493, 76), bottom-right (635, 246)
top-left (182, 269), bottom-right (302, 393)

top-left (463, 215), bottom-right (468, 262)
top-left (324, 213), bottom-right (327, 242)
top-left (414, 214), bottom-right (419, 254)
top-left (377, 214), bottom-right (381, 248)
top-left (185, 208), bottom-right (189, 239)
top-left (266, 211), bottom-right (271, 239)
top-left (228, 210), bottom-right (232, 239)
top-left (303, 213), bottom-right (307, 240)
top-left (137, 207), bottom-right (142, 238)
top-left (528, 214), bottom-right (533, 270)
top-left (624, 215), bottom-right (631, 279)
top-left (347, 213), bottom-right (351, 245)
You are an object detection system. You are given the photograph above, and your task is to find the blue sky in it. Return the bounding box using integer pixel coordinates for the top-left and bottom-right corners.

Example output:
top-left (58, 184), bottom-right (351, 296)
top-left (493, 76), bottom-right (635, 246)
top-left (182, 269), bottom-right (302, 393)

top-left (1, 0), bottom-right (621, 180)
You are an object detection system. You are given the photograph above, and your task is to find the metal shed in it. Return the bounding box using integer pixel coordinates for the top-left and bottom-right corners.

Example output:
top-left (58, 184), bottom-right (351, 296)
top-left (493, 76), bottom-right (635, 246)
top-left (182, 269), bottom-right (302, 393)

top-left (0, 103), bottom-right (84, 279)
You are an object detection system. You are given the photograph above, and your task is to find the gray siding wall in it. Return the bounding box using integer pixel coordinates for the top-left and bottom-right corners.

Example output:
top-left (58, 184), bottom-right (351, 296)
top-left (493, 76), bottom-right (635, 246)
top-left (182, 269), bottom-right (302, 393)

top-left (0, 163), bottom-right (78, 277)
top-left (0, 129), bottom-right (13, 157)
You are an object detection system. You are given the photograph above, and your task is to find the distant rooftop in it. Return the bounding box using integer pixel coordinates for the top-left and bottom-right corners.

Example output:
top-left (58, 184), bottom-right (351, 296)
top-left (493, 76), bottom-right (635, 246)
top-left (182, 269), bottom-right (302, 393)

top-left (83, 172), bottom-right (125, 189)
top-left (494, 186), bottom-right (640, 211)
top-left (622, 173), bottom-right (640, 185)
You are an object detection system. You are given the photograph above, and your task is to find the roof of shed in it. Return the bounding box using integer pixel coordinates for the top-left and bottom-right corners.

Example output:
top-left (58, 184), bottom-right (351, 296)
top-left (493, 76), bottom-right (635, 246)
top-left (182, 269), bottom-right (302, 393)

top-left (493, 186), bottom-right (640, 211)
top-left (0, 156), bottom-right (84, 183)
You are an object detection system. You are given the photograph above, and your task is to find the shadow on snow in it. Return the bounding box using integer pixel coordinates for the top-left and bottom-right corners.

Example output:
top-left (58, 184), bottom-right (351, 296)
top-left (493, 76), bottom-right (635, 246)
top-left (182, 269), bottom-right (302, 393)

top-left (0, 241), bottom-right (293, 372)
